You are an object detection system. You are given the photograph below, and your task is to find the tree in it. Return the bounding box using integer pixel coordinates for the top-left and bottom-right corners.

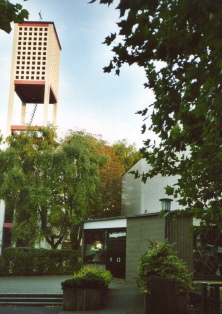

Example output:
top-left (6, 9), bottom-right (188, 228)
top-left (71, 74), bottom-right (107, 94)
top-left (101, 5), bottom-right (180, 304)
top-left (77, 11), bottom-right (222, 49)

top-left (113, 139), bottom-right (142, 171)
top-left (90, 139), bottom-right (141, 218)
top-left (0, 0), bottom-right (29, 33)
top-left (91, 0), bottom-right (222, 230)
top-left (0, 127), bottom-right (107, 249)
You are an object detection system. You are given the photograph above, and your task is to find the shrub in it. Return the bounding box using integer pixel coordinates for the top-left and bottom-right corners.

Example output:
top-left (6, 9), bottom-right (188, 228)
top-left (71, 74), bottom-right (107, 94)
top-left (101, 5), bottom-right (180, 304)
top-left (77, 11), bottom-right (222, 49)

top-left (2, 247), bottom-right (81, 276)
top-left (136, 241), bottom-right (193, 296)
top-left (61, 266), bottom-right (113, 290)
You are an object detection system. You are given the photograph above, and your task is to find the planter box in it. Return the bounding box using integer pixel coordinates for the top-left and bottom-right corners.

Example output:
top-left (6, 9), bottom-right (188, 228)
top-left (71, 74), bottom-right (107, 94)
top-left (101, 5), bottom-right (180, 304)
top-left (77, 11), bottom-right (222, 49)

top-left (62, 287), bottom-right (107, 311)
top-left (144, 293), bottom-right (187, 314)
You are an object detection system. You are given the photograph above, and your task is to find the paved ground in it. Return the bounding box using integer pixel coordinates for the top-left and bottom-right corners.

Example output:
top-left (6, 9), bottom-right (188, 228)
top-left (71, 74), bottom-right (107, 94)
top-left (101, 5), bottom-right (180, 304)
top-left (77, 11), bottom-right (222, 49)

top-left (0, 276), bottom-right (144, 314)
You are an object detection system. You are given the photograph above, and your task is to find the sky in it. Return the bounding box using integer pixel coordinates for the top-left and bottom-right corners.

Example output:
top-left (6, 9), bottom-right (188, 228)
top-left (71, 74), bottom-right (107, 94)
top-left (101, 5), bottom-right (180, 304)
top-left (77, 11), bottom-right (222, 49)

top-left (0, 0), bottom-right (157, 149)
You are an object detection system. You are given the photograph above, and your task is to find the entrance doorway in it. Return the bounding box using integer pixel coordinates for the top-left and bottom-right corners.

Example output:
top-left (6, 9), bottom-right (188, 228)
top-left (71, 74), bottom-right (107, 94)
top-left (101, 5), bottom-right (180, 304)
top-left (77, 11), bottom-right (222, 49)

top-left (106, 232), bottom-right (126, 279)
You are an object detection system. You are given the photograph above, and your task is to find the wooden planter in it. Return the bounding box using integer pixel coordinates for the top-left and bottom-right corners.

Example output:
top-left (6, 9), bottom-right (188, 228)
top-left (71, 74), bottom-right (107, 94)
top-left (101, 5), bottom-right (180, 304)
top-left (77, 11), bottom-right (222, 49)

top-left (144, 293), bottom-right (187, 314)
top-left (62, 287), bottom-right (107, 311)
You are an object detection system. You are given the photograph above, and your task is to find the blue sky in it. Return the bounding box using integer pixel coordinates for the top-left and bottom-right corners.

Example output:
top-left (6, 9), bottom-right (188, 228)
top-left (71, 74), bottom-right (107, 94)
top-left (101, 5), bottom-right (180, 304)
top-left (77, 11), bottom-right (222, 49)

top-left (0, 0), bottom-right (157, 148)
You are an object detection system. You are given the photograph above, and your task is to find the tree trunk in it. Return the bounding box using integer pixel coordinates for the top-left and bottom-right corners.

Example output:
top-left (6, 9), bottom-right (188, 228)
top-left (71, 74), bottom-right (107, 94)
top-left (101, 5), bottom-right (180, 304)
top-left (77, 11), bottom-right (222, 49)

top-left (70, 224), bottom-right (82, 250)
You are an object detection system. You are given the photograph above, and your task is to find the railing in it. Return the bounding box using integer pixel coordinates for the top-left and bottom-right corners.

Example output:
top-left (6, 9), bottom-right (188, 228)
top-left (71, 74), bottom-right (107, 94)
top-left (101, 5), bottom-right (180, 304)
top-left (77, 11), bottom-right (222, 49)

top-left (200, 283), bottom-right (222, 314)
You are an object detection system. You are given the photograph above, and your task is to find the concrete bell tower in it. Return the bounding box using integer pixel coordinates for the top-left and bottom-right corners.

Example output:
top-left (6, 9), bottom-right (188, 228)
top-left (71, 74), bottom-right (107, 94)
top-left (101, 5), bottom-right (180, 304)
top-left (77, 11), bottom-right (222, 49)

top-left (6, 21), bottom-right (61, 135)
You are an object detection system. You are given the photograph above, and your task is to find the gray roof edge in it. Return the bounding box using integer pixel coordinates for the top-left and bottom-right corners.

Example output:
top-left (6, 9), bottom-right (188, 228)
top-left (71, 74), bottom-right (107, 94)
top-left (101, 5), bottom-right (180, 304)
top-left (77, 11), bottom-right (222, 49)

top-left (82, 212), bottom-right (160, 224)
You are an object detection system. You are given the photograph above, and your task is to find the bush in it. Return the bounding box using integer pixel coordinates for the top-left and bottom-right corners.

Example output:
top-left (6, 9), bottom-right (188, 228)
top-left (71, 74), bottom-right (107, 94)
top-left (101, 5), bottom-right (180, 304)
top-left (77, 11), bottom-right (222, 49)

top-left (136, 241), bottom-right (193, 296)
top-left (2, 247), bottom-right (81, 276)
top-left (61, 266), bottom-right (113, 290)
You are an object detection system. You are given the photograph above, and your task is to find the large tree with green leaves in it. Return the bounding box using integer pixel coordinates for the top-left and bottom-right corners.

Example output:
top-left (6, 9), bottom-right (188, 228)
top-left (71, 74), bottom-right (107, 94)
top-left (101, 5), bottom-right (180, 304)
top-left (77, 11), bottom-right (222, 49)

top-left (91, 0), bottom-right (222, 229)
top-left (0, 127), bottom-right (107, 249)
top-left (0, 0), bottom-right (28, 33)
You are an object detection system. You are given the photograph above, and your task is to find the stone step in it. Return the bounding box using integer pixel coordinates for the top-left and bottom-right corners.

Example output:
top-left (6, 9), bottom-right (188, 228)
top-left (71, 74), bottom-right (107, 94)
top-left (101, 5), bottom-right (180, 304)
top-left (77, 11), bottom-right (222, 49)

top-left (0, 293), bottom-right (63, 306)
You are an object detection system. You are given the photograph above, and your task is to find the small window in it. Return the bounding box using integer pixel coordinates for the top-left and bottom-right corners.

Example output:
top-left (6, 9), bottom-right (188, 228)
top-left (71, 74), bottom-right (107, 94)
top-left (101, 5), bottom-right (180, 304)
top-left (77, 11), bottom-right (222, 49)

top-left (21, 76), bottom-right (24, 79)
top-left (32, 62), bottom-right (35, 65)
top-left (40, 28), bottom-right (43, 31)
top-left (16, 76), bottom-right (19, 79)
top-left (27, 61), bottom-right (30, 65)
top-left (34, 32), bottom-right (37, 36)
top-left (26, 71), bottom-right (29, 74)
top-left (44, 33), bottom-right (47, 36)
top-left (24, 32), bottom-right (27, 35)
top-left (34, 28), bottom-right (37, 31)
top-left (31, 76), bottom-right (34, 80)
top-left (44, 28), bottom-right (48, 31)
top-left (39, 33), bottom-right (42, 36)
top-left (19, 32), bottom-right (22, 35)
top-left (26, 76), bottom-right (29, 79)
top-left (30, 28), bottom-right (32, 31)
top-left (41, 77), bottom-right (45, 80)
top-left (36, 76), bottom-right (39, 80)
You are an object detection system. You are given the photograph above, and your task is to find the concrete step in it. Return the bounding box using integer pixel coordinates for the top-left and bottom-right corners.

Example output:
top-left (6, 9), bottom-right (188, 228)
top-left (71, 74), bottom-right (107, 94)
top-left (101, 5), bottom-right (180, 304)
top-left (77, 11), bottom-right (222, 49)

top-left (0, 293), bottom-right (63, 306)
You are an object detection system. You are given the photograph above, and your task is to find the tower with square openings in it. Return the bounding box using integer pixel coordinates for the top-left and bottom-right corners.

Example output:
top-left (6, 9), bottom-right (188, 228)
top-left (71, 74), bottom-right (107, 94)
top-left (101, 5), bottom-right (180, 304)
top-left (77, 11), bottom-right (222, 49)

top-left (6, 21), bottom-right (61, 135)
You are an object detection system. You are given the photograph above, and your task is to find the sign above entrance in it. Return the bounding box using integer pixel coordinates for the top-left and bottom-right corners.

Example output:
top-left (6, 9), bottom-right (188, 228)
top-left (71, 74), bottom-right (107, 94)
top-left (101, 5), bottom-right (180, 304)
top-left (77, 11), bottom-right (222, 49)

top-left (109, 232), bottom-right (126, 238)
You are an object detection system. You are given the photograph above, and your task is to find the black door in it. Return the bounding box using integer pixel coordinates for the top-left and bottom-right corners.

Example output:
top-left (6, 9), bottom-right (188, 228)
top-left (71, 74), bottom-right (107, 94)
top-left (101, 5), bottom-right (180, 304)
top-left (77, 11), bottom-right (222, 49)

top-left (106, 236), bottom-right (126, 279)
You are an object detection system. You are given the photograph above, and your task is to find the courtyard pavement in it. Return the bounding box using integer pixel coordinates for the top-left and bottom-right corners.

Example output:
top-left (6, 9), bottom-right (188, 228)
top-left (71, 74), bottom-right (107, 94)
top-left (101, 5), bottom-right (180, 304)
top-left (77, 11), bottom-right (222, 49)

top-left (0, 276), bottom-right (144, 314)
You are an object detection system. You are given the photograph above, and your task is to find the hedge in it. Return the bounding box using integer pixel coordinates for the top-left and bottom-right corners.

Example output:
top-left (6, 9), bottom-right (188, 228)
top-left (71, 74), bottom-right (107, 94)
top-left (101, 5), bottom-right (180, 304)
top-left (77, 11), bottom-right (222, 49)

top-left (0, 247), bottom-right (81, 276)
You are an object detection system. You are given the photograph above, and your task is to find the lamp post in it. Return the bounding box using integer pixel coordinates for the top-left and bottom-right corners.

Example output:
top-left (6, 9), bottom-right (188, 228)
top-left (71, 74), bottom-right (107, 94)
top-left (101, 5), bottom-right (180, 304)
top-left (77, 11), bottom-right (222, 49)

top-left (159, 198), bottom-right (173, 212)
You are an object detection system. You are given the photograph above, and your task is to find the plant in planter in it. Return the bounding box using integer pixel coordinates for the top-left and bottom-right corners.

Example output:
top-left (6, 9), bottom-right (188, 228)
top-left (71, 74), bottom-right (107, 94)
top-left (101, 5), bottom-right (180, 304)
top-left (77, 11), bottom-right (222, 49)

top-left (136, 241), bottom-right (193, 314)
top-left (61, 266), bottom-right (112, 311)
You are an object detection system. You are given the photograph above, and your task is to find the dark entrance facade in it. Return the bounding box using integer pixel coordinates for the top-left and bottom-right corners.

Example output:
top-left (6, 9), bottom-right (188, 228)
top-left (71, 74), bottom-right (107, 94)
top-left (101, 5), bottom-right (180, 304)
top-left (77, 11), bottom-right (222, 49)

top-left (82, 219), bottom-right (127, 280)
top-left (106, 230), bottom-right (126, 279)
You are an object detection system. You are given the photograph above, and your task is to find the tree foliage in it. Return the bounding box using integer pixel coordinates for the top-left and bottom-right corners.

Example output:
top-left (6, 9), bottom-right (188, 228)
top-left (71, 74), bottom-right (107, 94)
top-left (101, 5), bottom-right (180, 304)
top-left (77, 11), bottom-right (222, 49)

top-left (91, 0), bottom-right (222, 229)
top-left (0, 0), bottom-right (29, 33)
top-left (0, 127), bottom-right (107, 249)
top-left (87, 138), bottom-right (141, 218)
top-left (0, 127), bottom-right (140, 248)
